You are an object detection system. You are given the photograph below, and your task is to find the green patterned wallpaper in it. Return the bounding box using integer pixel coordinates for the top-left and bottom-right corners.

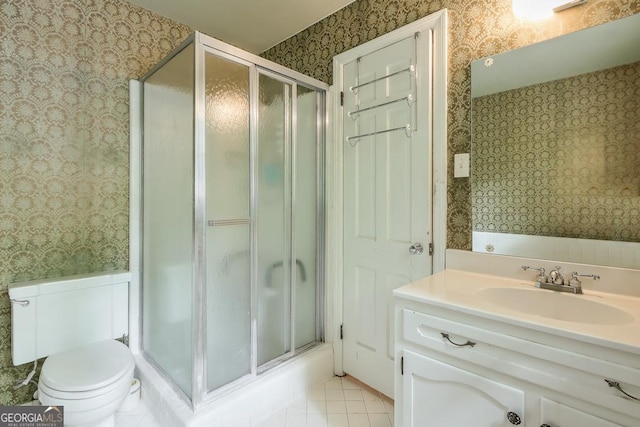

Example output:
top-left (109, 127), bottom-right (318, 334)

top-left (0, 0), bottom-right (190, 404)
top-left (1, 0), bottom-right (639, 407)
top-left (261, 0), bottom-right (640, 249)
top-left (473, 61), bottom-right (640, 241)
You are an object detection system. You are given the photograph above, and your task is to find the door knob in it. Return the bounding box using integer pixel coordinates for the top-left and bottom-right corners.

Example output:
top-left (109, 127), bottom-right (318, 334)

top-left (409, 243), bottom-right (424, 255)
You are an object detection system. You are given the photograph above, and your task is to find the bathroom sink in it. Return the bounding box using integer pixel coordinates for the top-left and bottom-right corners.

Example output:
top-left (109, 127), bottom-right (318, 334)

top-left (477, 287), bottom-right (635, 325)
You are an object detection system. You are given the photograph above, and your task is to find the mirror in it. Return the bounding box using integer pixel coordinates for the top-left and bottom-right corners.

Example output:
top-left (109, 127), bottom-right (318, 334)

top-left (471, 13), bottom-right (640, 269)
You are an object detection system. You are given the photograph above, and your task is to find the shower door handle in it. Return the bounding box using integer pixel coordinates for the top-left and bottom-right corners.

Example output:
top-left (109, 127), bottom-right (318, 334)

top-left (207, 219), bottom-right (250, 227)
top-left (409, 243), bottom-right (424, 255)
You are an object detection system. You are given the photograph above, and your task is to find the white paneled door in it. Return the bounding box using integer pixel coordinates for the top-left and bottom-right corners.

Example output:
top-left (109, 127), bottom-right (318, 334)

top-left (342, 31), bottom-right (433, 398)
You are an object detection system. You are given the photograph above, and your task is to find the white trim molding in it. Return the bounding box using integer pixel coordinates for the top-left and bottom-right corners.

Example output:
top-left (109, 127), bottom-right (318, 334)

top-left (129, 79), bottom-right (142, 354)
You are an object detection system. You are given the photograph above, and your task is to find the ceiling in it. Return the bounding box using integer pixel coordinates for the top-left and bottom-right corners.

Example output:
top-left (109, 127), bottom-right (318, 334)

top-left (127, 0), bottom-right (356, 53)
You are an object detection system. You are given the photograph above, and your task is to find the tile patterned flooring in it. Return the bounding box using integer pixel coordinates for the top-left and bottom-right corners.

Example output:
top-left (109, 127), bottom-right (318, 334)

top-left (116, 375), bottom-right (394, 427)
top-left (256, 376), bottom-right (394, 427)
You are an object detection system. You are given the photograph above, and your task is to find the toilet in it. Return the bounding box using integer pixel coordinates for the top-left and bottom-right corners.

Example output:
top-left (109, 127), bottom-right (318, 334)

top-left (8, 271), bottom-right (134, 427)
top-left (38, 340), bottom-right (134, 427)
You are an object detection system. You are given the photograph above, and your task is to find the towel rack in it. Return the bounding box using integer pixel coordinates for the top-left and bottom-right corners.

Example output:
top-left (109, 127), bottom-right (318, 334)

top-left (349, 65), bottom-right (415, 93)
top-left (346, 124), bottom-right (412, 147)
top-left (348, 94), bottom-right (414, 120)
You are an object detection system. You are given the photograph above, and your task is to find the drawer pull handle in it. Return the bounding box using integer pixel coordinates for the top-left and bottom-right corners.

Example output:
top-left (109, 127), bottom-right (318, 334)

top-left (441, 333), bottom-right (476, 347)
top-left (605, 379), bottom-right (640, 401)
top-left (10, 299), bottom-right (30, 307)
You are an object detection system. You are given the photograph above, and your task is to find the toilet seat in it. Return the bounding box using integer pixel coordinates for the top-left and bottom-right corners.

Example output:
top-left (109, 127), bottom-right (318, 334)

top-left (39, 364), bottom-right (133, 401)
top-left (39, 339), bottom-right (134, 397)
top-left (39, 367), bottom-right (134, 427)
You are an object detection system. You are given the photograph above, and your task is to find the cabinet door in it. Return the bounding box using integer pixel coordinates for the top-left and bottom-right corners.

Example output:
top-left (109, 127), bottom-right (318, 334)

top-left (402, 350), bottom-right (525, 427)
top-left (541, 398), bottom-right (622, 427)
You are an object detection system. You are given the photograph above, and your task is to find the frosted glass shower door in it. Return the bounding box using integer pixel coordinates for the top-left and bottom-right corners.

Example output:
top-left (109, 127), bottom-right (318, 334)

top-left (294, 86), bottom-right (321, 349)
top-left (204, 50), bottom-right (252, 392)
top-left (257, 72), bottom-right (293, 366)
top-left (142, 44), bottom-right (194, 397)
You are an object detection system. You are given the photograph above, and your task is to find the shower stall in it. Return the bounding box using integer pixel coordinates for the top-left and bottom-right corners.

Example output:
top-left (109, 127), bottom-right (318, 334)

top-left (139, 33), bottom-right (326, 409)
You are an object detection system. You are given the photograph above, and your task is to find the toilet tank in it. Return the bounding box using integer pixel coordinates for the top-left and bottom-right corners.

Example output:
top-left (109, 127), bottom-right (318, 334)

top-left (8, 271), bottom-right (130, 366)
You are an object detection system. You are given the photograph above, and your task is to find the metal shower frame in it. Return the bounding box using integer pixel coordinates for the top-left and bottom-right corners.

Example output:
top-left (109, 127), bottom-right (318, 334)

top-left (139, 32), bottom-right (328, 410)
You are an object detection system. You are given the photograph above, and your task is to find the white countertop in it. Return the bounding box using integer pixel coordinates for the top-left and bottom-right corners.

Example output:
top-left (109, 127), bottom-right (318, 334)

top-left (394, 269), bottom-right (640, 354)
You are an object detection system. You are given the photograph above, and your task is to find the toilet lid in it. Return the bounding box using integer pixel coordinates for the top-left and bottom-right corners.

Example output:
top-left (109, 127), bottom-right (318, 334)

top-left (40, 339), bottom-right (134, 392)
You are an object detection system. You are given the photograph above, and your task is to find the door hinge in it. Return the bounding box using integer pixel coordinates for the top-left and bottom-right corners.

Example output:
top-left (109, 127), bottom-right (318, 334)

top-left (340, 324), bottom-right (344, 340)
top-left (340, 91), bottom-right (344, 106)
top-left (401, 356), bottom-right (404, 375)
top-left (429, 242), bottom-right (434, 256)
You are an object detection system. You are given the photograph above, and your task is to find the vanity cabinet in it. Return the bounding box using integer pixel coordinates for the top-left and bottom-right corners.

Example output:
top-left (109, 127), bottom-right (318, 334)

top-left (394, 295), bottom-right (640, 427)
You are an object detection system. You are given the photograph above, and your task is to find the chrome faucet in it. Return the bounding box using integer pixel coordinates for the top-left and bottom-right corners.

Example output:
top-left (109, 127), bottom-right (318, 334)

top-left (521, 265), bottom-right (599, 295)
top-left (549, 266), bottom-right (565, 285)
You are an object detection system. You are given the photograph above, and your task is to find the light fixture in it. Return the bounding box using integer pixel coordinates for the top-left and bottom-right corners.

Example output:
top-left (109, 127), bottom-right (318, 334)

top-left (512, 0), bottom-right (587, 20)
top-left (552, 0), bottom-right (587, 12)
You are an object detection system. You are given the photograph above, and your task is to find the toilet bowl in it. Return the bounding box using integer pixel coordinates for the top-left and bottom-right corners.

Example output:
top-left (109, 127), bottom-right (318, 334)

top-left (38, 340), bottom-right (135, 427)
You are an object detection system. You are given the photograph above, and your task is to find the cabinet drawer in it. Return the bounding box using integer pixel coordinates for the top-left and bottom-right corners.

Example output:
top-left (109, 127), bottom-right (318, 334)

top-left (403, 308), bottom-right (486, 353)
top-left (541, 398), bottom-right (623, 427)
top-left (402, 308), bottom-right (640, 418)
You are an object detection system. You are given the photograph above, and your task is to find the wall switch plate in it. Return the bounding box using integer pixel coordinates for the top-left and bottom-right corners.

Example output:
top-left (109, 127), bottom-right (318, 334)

top-left (454, 153), bottom-right (470, 178)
